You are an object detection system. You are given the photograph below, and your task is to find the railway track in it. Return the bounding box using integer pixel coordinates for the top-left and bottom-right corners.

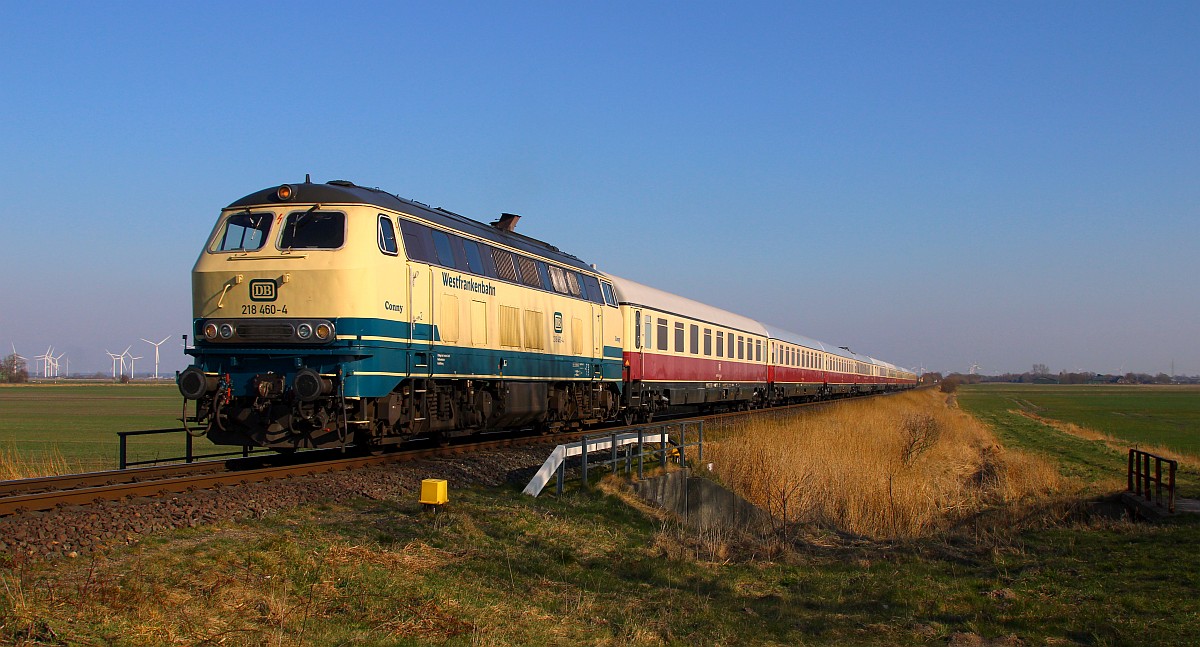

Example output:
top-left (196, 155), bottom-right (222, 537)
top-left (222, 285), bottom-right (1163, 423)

top-left (0, 429), bottom-right (585, 517)
top-left (0, 391), bottom-right (901, 518)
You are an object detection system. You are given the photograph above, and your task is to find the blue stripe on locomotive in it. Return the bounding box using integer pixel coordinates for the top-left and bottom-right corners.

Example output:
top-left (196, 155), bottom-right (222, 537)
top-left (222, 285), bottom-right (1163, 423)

top-left (187, 317), bottom-right (624, 398)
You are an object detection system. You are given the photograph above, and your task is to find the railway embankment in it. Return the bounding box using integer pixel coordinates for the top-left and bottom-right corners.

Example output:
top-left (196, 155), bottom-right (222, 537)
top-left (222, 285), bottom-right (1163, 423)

top-left (2, 386), bottom-right (1198, 645)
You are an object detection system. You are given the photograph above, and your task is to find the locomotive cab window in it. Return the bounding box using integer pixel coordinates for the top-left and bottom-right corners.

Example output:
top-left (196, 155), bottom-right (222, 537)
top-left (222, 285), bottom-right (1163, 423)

top-left (213, 211), bottom-right (272, 252)
top-left (378, 215), bottom-right (398, 255)
top-left (280, 210), bottom-right (345, 250)
top-left (601, 282), bottom-right (618, 307)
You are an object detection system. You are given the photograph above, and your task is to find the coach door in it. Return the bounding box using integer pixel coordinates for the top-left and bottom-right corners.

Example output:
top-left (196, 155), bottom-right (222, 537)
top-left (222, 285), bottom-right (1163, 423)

top-left (632, 310), bottom-right (645, 378)
top-left (407, 262), bottom-right (433, 376)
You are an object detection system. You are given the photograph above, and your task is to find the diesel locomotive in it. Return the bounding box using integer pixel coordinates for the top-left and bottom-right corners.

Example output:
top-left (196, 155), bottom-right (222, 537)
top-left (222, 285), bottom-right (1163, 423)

top-left (178, 179), bottom-right (915, 451)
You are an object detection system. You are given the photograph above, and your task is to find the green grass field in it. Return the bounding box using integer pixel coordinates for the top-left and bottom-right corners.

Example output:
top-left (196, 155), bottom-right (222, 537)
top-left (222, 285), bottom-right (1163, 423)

top-left (0, 383), bottom-right (204, 472)
top-left (963, 383), bottom-right (1200, 456)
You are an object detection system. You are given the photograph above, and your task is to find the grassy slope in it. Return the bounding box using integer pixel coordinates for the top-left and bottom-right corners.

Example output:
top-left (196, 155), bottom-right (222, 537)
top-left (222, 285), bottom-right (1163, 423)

top-left (5, 486), bottom-right (1199, 646)
top-left (3, 387), bottom-right (1199, 645)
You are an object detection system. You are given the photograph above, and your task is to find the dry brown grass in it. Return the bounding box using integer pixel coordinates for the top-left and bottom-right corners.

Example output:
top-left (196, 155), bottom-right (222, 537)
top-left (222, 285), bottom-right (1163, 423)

top-left (0, 444), bottom-right (81, 480)
top-left (706, 390), bottom-right (1071, 541)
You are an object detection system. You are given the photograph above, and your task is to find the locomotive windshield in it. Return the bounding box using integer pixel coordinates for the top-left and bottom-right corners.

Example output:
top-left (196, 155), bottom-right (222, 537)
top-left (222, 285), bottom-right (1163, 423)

top-left (213, 211), bottom-right (272, 252)
top-left (279, 210), bottom-right (345, 250)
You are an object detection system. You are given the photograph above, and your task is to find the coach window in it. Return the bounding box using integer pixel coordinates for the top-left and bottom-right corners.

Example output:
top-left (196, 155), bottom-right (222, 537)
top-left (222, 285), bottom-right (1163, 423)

top-left (716, 331), bottom-right (724, 357)
top-left (675, 322), bottom-right (685, 353)
top-left (704, 329), bottom-right (712, 356)
top-left (689, 325), bottom-right (699, 354)
top-left (214, 211), bottom-right (272, 252)
top-left (657, 318), bottom-right (668, 351)
top-left (737, 336), bottom-right (744, 360)
top-left (756, 340), bottom-right (762, 362)
top-left (601, 282), bottom-right (618, 307)
top-left (280, 211), bottom-right (345, 250)
top-left (643, 315), bottom-right (651, 351)
top-left (727, 331), bottom-right (735, 358)
top-left (376, 218), bottom-right (402, 255)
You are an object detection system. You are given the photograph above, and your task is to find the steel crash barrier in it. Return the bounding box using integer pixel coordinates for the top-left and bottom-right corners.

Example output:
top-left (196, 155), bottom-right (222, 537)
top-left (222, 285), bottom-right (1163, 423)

top-left (523, 421), bottom-right (704, 497)
top-left (117, 428), bottom-right (265, 469)
top-left (1128, 448), bottom-right (1177, 514)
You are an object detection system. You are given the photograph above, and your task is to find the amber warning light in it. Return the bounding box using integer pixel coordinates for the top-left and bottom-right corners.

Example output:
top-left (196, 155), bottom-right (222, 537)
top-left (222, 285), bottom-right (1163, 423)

top-left (276, 184), bottom-right (294, 201)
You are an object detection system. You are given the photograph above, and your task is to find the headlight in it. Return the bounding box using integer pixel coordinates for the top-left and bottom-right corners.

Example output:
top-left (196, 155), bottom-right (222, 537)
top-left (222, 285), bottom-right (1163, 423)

top-left (219, 323), bottom-right (234, 339)
top-left (296, 323), bottom-right (313, 340)
top-left (203, 323), bottom-right (219, 340)
top-left (314, 323), bottom-right (333, 340)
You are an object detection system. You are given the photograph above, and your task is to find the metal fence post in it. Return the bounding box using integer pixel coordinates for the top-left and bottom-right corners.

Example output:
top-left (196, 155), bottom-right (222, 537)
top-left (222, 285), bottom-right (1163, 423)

top-left (186, 432), bottom-right (194, 464)
top-left (610, 432), bottom-right (617, 474)
top-left (661, 429), bottom-right (668, 469)
top-left (637, 429), bottom-right (644, 480)
top-left (556, 459), bottom-right (565, 496)
top-left (119, 433), bottom-right (128, 470)
top-left (580, 436), bottom-right (589, 488)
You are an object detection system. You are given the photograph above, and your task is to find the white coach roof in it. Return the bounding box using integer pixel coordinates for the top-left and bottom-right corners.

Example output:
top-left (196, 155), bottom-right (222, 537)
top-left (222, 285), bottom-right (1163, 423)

top-left (606, 274), bottom-right (767, 335)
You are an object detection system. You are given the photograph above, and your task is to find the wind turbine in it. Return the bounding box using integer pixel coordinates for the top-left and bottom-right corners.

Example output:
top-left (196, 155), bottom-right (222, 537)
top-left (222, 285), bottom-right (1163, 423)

top-left (105, 350), bottom-right (122, 380)
top-left (141, 336), bottom-right (171, 380)
top-left (53, 351), bottom-right (66, 378)
top-left (35, 346), bottom-right (54, 378)
top-left (119, 346), bottom-right (132, 379)
top-left (6, 343), bottom-right (27, 381)
top-left (128, 354), bottom-right (143, 379)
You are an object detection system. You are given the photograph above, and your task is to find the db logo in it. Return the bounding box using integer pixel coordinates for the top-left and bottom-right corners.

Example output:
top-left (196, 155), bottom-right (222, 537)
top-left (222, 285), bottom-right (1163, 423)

top-left (553, 312), bottom-right (564, 334)
top-left (249, 279), bottom-right (277, 302)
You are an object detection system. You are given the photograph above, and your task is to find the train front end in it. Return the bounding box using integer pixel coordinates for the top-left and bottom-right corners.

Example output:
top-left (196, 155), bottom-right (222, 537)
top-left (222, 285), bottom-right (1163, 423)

top-left (179, 181), bottom-right (403, 450)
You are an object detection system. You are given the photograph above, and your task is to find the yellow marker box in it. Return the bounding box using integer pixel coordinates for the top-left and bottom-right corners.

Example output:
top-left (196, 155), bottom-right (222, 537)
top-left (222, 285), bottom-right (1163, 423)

top-left (419, 479), bottom-right (448, 506)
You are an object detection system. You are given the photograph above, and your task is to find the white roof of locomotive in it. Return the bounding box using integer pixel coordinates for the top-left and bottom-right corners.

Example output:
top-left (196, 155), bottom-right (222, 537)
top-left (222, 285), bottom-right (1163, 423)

top-left (606, 274), bottom-right (767, 335)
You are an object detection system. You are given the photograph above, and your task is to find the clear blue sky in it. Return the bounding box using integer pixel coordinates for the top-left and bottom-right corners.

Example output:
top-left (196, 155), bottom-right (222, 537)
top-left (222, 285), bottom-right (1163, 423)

top-left (1, 1), bottom-right (1196, 377)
